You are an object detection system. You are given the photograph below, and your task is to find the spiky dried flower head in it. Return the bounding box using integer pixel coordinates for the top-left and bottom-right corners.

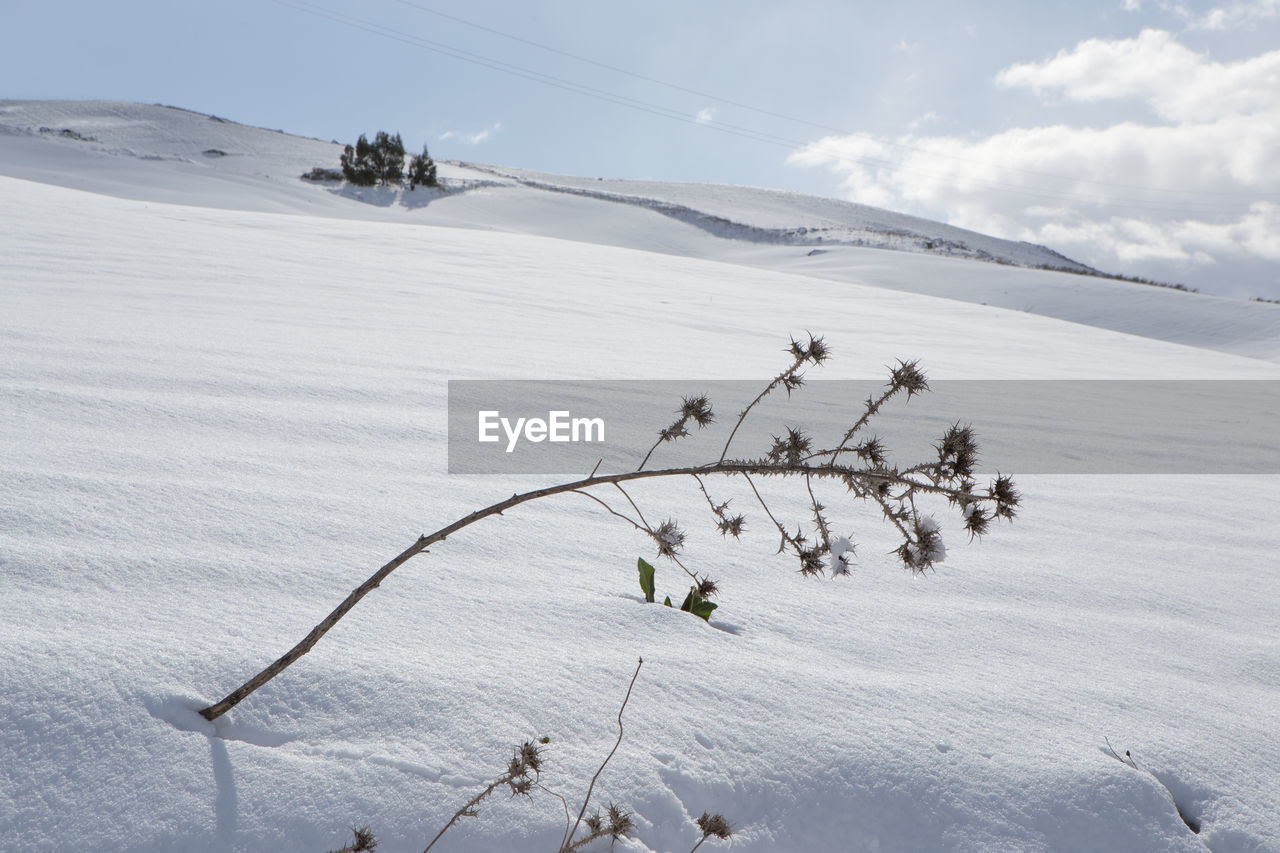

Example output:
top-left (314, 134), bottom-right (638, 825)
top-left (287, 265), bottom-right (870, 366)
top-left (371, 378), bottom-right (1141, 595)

top-left (854, 436), bottom-right (887, 466)
top-left (767, 426), bottom-right (812, 465)
top-left (897, 515), bottom-right (946, 573)
top-left (717, 513), bottom-right (746, 538)
top-left (798, 545), bottom-right (827, 577)
top-left (502, 740), bottom-right (544, 796)
top-left (680, 394), bottom-right (715, 427)
top-left (696, 577), bottom-right (720, 599)
top-left (696, 812), bottom-right (733, 840)
top-left (780, 371), bottom-right (806, 395)
top-left (936, 422), bottom-right (979, 481)
top-left (962, 504), bottom-right (992, 539)
top-left (652, 519), bottom-right (686, 557)
top-left (658, 422), bottom-right (690, 442)
top-left (347, 825), bottom-right (377, 852)
top-left (889, 359), bottom-right (930, 398)
top-left (805, 335), bottom-right (831, 364)
top-left (517, 740), bottom-right (543, 774)
top-left (789, 333), bottom-right (831, 365)
top-left (656, 394), bottom-right (715, 446)
top-left (607, 803), bottom-right (634, 837)
top-left (990, 474), bottom-right (1021, 519)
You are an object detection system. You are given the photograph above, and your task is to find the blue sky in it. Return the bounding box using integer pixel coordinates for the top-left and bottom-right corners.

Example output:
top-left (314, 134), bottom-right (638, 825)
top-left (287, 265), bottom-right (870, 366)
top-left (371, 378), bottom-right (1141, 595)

top-left (5, 0), bottom-right (1278, 296)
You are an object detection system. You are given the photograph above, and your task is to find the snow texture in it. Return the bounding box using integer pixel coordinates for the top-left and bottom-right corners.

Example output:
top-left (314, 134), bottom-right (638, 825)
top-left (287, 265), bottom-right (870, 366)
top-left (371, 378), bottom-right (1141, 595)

top-left (2, 101), bottom-right (1279, 852)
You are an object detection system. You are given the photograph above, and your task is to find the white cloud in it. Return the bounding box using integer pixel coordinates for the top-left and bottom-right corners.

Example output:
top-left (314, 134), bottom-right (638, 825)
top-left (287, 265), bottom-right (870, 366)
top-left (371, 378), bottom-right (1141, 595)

top-left (995, 28), bottom-right (1280, 121)
top-left (788, 30), bottom-right (1280, 293)
top-left (907, 111), bottom-right (940, 132)
top-left (695, 107), bottom-right (716, 125)
top-left (437, 122), bottom-right (502, 146)
top-left (1123, 0), bottom-right (1279, 29)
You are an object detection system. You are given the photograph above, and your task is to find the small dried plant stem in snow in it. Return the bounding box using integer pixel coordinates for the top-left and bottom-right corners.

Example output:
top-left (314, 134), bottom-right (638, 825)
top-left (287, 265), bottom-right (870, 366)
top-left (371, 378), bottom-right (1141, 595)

top-left (423, 741), bottom-right (543, 853)
top-left (421, 783), bottom-right (501, 853)
top-left (563, 657), bottom-right (643, 851)
top-left (687, 812), bottom-right (734, 852)
top-left (717, 334), bottom-right (827, 463)
top-left (827, 361), bottom-right (926, 463)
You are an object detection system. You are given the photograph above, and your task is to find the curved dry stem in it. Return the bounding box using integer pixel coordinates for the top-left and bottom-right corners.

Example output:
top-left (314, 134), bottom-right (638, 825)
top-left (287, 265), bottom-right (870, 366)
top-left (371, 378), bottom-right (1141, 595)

top-left (565, 658), bottom-right (643, 850)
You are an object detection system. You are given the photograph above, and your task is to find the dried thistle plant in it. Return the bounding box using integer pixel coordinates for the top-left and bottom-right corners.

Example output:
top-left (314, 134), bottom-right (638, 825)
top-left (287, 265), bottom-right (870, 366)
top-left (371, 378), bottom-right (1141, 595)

top-left (418, 659), bottom-right (644, 853)
top-left (560, 658), bottom-right (642, 852)
top-left (690, 811), bottom-right (733, 851)
top-left (421, 740), bottom-right (544, 852)
top-left (196, 334), bottom-right (1019, 722)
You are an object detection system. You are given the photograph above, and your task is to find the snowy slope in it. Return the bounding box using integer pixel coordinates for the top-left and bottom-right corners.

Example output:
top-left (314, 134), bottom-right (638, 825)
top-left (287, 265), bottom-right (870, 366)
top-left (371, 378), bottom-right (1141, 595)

top-left (3, 171), bottom-right (1280, 853)
top-left (4, 100), bottom-right (1280, 361)
top-left (2, 100), bottom-right (1082, 268)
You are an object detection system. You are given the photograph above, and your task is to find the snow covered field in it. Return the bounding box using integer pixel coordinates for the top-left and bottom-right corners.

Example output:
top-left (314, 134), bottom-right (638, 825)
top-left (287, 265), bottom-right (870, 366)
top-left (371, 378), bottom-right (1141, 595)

top-left (2, 102), bottom-right (1279, 852)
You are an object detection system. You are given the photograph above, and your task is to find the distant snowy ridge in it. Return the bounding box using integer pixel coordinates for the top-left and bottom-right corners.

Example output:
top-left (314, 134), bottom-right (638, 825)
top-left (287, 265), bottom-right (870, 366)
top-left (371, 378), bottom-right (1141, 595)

top-left (453, 162), bottom-right (1101, 274)
top-left (0, 99), bottom-right (1088, 272)
top-left (4, 99), bottom-right (1280, 361)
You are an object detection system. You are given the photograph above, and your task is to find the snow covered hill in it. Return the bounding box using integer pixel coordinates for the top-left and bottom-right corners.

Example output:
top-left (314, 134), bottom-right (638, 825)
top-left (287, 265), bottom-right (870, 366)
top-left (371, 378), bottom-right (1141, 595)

top-left (5, 99), bottom-right (1280, 361)
top-left (2, 101), bottom-right (1279, 853)
top-left (0, 100), bottom-right (1089, 269)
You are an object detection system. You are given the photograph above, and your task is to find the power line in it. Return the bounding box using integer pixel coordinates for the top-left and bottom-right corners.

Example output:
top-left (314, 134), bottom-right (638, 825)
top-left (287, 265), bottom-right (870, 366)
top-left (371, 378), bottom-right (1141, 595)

top-left (383, 0), bottom-right (1274, 202)
top-left (274, 0), bottom-right (1275, 213)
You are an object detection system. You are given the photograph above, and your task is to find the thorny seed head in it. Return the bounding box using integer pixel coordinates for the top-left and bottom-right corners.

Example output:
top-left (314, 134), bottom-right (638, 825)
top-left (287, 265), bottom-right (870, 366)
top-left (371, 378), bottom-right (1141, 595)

top-left (680, 394), bottom-right (715, 427)
top-left (696, 812), bottom-right (733, 840)
top-left (854, 436), bottom-right (887, 465)
top-left (658, 422), bottom-right (690, 442)
top-left (898, 516), bottom-right (946, 574)
top-left (990, 474), bottom-right (1021, 519)
top-left (936, 423), bottom-right (979, 480)
top-left (781, 372), bottom-right (806, 394)
top-left (889, 359), bottom-right (930, 398)
top-left (717, 514), bottom-right (746, 538)
top-left (349, 825), bottom-right (377, 852)
top-left (805, 335), bottom-right (831, 364)
top-left (963, 504), bottom-right (992, 540)
top-left (696, 577), bottom-right (720, 599)
top-left (789, 333), bottom-right (831, 365)
top-left (768, 426), bottom-right (812, 465)
top-left (504, 740), bottom-right (543, 794)
top-left (517, 740), bottom-right (543, 774)
top-left (652, 519), bottom-right (686, 557)
top-left (585, 814), bottom-right (603, 835)
top-left (607, 804), bottom-right (635, 837)
top-left (798, 545), bottom-right (827, 577)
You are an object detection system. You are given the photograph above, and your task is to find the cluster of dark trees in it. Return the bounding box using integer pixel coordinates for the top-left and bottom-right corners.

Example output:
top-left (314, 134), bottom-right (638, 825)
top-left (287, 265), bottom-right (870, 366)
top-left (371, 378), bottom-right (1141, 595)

top-left (338, 131), bottom-right (437, 189)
